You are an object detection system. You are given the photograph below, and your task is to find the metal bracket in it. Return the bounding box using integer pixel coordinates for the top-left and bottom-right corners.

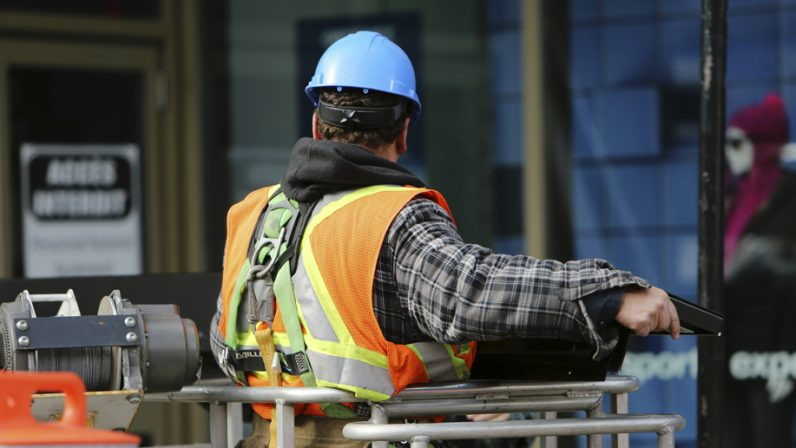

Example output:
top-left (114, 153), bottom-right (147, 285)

top-left (14, 315), bottom-right (141, 350)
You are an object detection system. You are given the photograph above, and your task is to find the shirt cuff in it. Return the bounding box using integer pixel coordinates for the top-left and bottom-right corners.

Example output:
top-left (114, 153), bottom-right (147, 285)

top-left (582, 288), bottom-right (623, 329)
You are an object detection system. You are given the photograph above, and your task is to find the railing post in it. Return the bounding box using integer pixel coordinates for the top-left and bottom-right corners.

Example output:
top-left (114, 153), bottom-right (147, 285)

top-left (209, 403), bottom-right (228, 448)
top-left (541, 411), bottom-right (558, 448)
top-left (587, 406), bottom-right (604, 448)
top-left (410, 436), bottom-right (431, 448)
top-left (658, 431), bottom-right (675, 448)
top-left (370, 404), bottom-right (390, 448)
top-left (611, 392), bottom-right (629, 448)
top-left (226, 402), bottom-right (244, 448)
top-left (276, 399), bottom-right (295, 448)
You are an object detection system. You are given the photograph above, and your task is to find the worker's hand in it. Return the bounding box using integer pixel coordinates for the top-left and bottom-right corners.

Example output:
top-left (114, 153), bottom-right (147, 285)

top-left (615, 286), bottom-right (680, 339)
top-left (466, 413), bottom-right (511, 422)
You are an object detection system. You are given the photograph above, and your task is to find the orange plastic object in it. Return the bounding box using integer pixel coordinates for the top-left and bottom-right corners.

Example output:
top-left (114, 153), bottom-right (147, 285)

top-left (0, 371), bottom-right (140, 446)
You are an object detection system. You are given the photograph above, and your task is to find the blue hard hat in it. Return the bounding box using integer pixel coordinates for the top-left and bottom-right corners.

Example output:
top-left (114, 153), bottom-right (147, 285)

top-left (305, 31), bottom-right (421, 120)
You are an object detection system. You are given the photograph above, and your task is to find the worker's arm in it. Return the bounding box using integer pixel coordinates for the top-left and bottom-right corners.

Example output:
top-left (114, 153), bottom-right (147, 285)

top-left (384, 199), bottom-right (677, 358)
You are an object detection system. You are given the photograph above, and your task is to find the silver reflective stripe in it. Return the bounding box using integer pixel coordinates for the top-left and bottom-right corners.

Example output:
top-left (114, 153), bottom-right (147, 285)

top-left (290, 191), bottom-right (350, 343)
top-left (293, 255), bottom-right (339, 342)
top-left (412, 342), bottom-right (459, 381)
top-left (307, 349), bottom-right (394, 397)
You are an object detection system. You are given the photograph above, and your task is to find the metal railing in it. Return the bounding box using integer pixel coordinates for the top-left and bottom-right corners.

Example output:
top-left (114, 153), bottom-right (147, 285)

top-left (147, 375), bottom-right (684, 448)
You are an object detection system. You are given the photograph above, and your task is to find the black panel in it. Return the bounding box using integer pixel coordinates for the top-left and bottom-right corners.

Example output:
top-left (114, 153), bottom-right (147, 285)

top-left (0, 0), bottom-right (159, 19)
top-left (491, 165), bottom-right (524, 236)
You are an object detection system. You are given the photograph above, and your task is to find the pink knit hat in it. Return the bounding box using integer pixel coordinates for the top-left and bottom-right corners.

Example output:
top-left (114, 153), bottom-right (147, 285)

top-left (724, 93), bottom-right (788, 272)
top-left (728, 93), bottom-right (789, 144)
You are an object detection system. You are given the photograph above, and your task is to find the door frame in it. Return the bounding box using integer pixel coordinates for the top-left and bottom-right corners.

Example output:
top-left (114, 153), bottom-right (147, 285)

top-left (0, 40), bottom-right (160, 276)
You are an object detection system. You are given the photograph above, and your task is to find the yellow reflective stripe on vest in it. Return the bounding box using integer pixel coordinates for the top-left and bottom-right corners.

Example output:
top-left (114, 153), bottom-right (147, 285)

top-left (445, 344), bottom-right (471, 381)
top-left (307, 185), bottom-right (410, 226)
top-left (303, 332), bottom-right (388, 369)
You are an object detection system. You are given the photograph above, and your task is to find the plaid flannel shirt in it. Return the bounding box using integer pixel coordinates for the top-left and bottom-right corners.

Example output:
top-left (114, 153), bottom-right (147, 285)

top-left (373, 198), bottom-right (649, 360)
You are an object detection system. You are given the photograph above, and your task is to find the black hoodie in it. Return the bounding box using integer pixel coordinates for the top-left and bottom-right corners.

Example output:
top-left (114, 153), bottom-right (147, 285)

top-left (281, 137), bottom-right (425, 202)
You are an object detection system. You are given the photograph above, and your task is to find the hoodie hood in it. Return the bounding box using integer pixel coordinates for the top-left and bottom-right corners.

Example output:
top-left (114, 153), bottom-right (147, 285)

top-left (281, 137), bottom-right (425, 202)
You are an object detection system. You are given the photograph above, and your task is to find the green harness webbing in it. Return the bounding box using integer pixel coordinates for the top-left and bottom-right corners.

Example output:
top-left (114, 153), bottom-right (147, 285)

top-left (250, 189), bottom-right (357, 418)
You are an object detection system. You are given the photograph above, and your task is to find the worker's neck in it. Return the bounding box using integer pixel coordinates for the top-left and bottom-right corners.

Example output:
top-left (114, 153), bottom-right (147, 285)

top-left (368, 143), bottom-right (400, 163)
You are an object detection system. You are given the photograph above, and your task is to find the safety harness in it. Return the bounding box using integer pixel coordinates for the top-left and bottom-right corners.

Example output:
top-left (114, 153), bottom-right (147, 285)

top-left (219, 186), bottom-right (358, 418)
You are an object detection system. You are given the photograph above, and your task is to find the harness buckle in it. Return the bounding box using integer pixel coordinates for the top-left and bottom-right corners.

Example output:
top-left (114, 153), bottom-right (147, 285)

top-left (248, 226), bottom-right (286, 280)
top-left (245, 226), bottom-right (286, 325)
top-left (279, 351), bottom-right (311, 375)
top-left (217, 345), bottom-right (238, 380)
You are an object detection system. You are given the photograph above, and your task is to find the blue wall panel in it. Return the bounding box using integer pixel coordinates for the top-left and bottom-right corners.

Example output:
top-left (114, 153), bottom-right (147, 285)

top-left (781, 11), bottom-right (796, 77)
top-left (572, 165), bottom-right (608, 230)
top-left (729, 0), bottom-right (778, 12)
top-left (571, 26), bottom-right (599, 91)
top-left (492, 99), bottom-right (522, 165)
top-left (663, 161), bottom-right (698, 227)
top-left (602, 24), bottom-right (656, 86)
top-left (657, 0), bottom-right (700, 16)
top-left (571, 0), bottom-right (599, 22)
top-left (490, 29), bottom-right (521, 97)
top-left (609, 234), bottom-right (663, 285)
top-left (602, 0), bottom-right (655, 19)
top-left (727, 13), bottom-right (779, 82)
top-left (663, 232), bottom-right (699, 297)
top-left (596, 88), bottom-right (660, 158)
top-left (572, 94), bottom-right (600, 159)
top-left (658, 18), bottom-right (701, 85)
top-left (575, 234), bottom-right (612, 260)
top-left (605, 164), bottom-right (661, 229)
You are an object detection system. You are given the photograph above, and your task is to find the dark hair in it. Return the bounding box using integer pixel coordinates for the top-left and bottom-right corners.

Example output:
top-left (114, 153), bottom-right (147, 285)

top-left (316, 88), bottom-right (409, 148)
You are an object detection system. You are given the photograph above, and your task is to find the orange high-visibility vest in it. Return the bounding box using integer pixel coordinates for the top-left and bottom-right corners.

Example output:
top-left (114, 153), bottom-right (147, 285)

top-left (219, 184), bottom-right (476, 419)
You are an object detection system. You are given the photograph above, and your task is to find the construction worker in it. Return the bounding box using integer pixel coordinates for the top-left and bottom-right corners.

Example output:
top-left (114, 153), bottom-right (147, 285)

top-left (211, 30), bottom-right (680, 447)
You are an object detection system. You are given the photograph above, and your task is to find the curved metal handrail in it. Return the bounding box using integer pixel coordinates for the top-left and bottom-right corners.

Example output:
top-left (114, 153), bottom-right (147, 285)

top-left (146, 374), bottom-right (639, 405)
top-left (343, 414), bottom-right (685, 447)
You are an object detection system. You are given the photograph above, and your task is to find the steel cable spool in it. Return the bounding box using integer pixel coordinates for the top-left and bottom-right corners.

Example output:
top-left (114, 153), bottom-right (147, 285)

top-left (0, 289), bottom-right (200, 393)
top-left (35, 347), bottom-right (114, 391)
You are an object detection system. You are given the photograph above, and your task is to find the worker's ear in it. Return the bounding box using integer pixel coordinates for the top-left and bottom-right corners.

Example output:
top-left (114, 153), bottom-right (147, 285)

top-left (312, 112), bottom-right (322, 140)
top-left (395, 117), bottom-right (410, 156)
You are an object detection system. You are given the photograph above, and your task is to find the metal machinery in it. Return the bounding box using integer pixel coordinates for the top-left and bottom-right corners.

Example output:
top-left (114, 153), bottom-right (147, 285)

top-left (0, 289), bottom-right (201, 429)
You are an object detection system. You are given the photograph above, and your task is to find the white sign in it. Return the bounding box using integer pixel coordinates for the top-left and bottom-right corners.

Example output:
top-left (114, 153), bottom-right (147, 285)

top-left (20, 144), bottom-right (143, 278)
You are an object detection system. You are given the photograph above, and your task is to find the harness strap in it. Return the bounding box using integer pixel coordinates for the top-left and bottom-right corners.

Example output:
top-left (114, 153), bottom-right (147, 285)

top-left (272, 228), bottom-right (359, 418)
